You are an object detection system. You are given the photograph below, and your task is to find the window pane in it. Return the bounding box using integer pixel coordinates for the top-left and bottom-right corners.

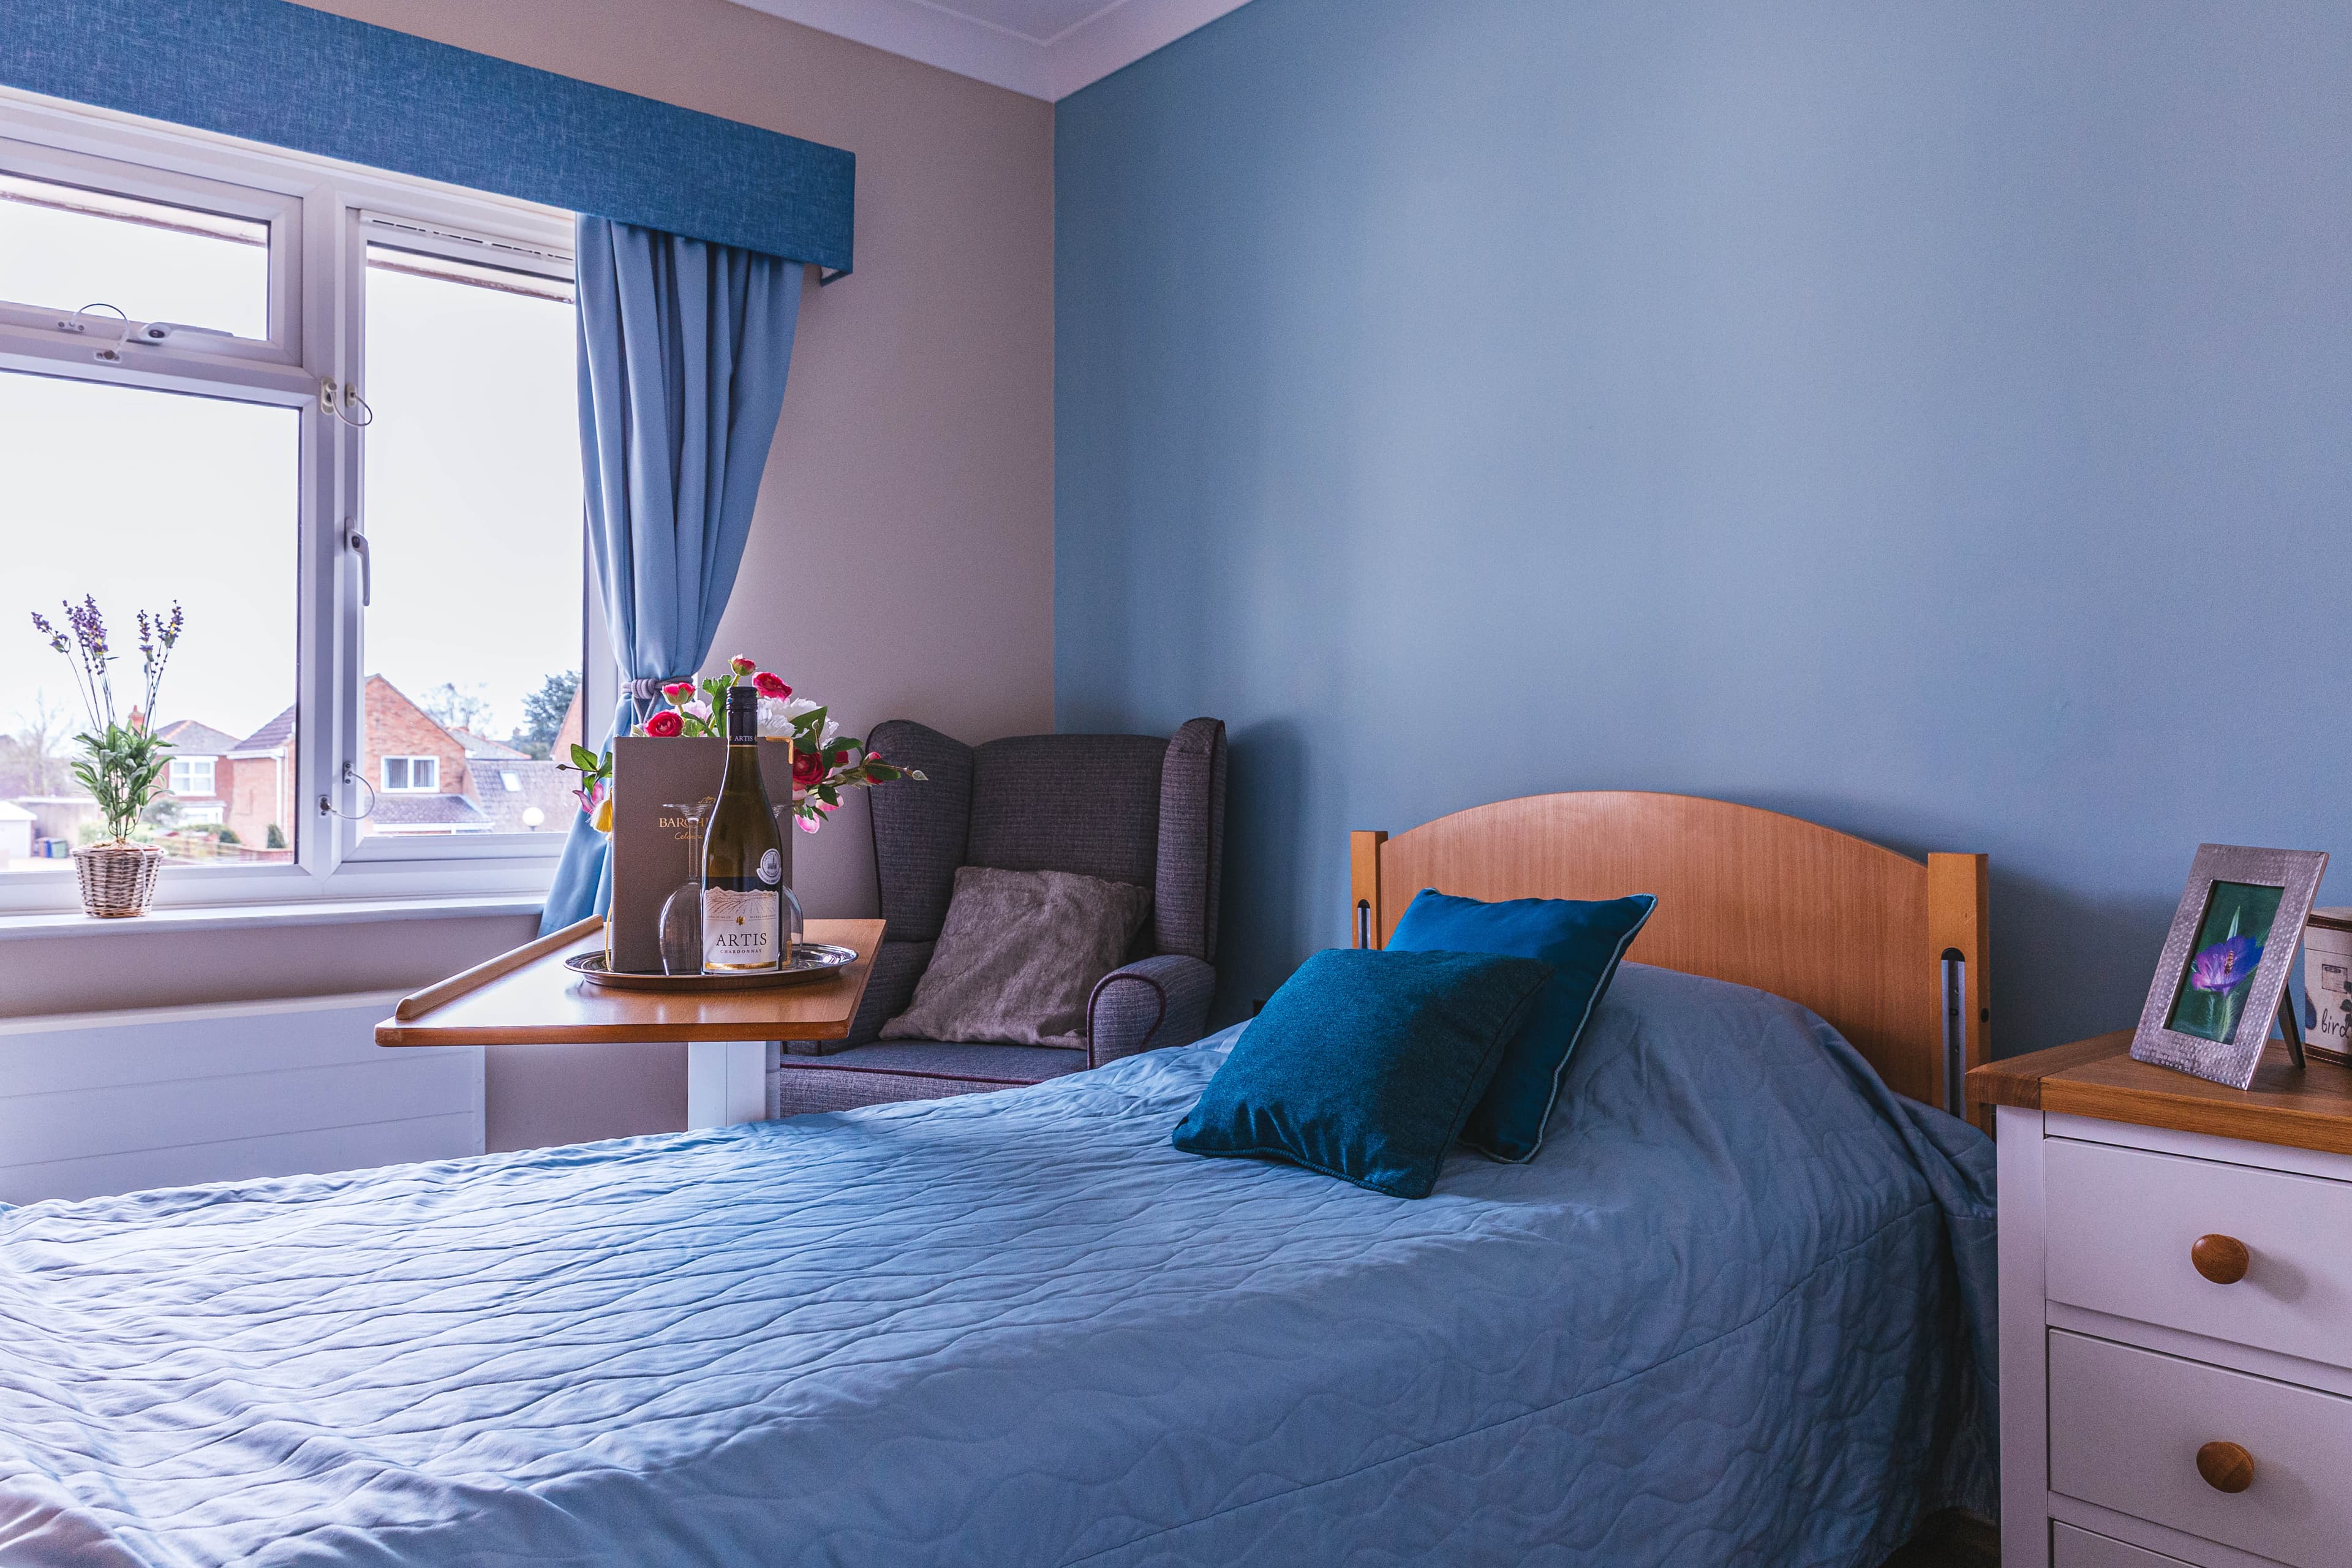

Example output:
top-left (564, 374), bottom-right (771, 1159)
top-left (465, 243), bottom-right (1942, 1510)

top-left (359, 241), bottom-right (581, 841)
top-left (0, 172), bottom-right (270, 341)
top-left (0, 371), bottom-right (298, 870)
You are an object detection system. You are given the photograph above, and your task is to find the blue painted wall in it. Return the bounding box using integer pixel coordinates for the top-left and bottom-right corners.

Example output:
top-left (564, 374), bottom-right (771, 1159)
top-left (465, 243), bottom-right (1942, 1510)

top-left (1055, 0), bottom-right (2352, 1054)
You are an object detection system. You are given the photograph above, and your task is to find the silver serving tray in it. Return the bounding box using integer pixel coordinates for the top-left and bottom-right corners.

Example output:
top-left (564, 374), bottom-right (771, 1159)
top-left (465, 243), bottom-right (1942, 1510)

top-left (564, 943), bottom-right (858, 992)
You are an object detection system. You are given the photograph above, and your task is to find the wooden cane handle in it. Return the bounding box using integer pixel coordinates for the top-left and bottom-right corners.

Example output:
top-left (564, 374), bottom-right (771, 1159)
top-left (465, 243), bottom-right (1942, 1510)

top-left (2192, 1234), bottom-right (2251, 1285)
top-left (2196, 1441), bottom-right (2255, 1494)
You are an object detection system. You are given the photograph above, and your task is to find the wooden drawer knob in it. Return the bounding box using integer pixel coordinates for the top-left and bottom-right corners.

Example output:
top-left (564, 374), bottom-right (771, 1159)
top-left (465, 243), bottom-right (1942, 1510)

top-left (2192, 1234), bottom-right (2252, 1284)
top-left (2197, 1441), bottom-right (2256, 1494)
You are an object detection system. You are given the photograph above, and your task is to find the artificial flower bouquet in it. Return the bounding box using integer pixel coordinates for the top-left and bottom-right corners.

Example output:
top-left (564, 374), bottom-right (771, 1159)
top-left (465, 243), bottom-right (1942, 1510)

top-left (564, 657), bottom-right (924, 835)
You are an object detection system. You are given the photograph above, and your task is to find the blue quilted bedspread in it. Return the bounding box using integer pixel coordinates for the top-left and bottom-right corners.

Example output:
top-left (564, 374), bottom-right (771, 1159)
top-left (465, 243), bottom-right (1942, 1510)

top-left (0, 963), bottom-right (1994, 1567)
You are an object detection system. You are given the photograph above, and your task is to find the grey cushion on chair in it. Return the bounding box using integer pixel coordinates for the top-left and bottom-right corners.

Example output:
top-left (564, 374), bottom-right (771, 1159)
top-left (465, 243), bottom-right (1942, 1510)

top-left (778, 717), bottom-right (1227, 1114)
top-left (879, 867), bottom-right (1153, 1049)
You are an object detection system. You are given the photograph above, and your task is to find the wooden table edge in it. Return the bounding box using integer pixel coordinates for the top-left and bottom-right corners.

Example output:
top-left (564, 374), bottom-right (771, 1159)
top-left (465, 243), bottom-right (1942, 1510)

top-left (1964, 1030), bottom-right (2134, 1112)
top-left (1966, 1028), bottom-right (2352, 1159)
top-left (374, 917), bottom-right (884, 1048)
top-left (375, 1018), bottom-right (861, 1047)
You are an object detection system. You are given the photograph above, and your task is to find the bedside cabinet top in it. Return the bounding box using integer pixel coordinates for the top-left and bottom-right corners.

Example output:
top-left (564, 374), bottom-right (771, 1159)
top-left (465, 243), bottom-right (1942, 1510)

top-left (1968, 1030), bottom-right (2352, 1158)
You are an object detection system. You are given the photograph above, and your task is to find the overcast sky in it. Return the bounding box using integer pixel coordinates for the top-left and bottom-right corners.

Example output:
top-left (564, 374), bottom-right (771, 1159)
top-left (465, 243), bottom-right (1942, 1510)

top-left (1, 196), bottom-right (581, 752)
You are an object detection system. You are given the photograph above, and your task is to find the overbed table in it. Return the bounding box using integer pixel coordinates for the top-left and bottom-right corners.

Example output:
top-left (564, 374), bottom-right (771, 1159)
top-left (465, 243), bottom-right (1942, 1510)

top-left (375, 916), bottom-right (883, 1128)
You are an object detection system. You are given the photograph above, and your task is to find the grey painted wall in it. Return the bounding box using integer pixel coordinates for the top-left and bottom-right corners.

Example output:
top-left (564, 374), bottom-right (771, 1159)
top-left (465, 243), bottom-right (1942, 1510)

top-left (1055, 0), bottom-right (2352, 1054)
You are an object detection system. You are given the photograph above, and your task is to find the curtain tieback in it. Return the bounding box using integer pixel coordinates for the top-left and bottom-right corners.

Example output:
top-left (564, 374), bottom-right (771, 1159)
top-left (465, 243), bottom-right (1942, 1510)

top-left (626, 675), bottom-right (696, 727)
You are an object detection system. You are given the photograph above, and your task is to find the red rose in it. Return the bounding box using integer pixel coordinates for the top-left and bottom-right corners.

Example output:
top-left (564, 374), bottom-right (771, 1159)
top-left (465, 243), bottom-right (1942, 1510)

top-left (753, 671), bottom-right (791, 698)
top-left (728, 655), bottom-right (756, 676)
top-left (644, 710), bottom-right (684, 737)
top-left (791, 748), bottom-right (826, 789)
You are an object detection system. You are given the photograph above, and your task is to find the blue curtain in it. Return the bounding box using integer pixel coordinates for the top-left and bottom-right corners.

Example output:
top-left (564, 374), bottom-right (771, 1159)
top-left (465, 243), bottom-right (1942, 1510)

top-left (540, 217), bottom-right (804, 933)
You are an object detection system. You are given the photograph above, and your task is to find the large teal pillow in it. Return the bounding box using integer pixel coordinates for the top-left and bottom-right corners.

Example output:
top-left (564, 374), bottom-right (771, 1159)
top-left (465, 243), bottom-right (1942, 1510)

top-left (1170, 948), bottom-right (1554, 1199)
top-left (1387, 888), bottom-right (1656, 1163)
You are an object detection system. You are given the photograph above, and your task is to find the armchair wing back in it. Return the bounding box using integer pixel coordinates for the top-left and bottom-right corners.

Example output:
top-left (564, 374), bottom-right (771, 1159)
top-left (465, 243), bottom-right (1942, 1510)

top-left (846, 718), bottom-right (1227, 1052)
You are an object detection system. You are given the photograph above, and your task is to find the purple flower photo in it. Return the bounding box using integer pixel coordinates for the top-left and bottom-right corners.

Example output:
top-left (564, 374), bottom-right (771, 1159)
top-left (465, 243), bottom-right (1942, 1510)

top-left (2166, 880), bottom-right (2285, 1045)
top-left (2187, 934), bottom-right (2263, 995)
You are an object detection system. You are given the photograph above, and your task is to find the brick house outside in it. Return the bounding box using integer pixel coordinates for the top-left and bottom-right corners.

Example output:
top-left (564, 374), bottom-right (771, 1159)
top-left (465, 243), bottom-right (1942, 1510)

top-left (209, 676), bottom-right (582, 845)
top-left (151, 720), bottom-right (243, 831)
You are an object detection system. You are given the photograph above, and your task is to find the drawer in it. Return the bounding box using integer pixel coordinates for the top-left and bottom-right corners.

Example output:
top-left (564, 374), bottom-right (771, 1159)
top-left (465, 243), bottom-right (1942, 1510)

top-left (2045, 1137), bottom-right (2352, 1373)
top-left (2049, 1329), bottom-right (2350, 1567)
top-left (2052, 1522), bottom-right (2202, 1567)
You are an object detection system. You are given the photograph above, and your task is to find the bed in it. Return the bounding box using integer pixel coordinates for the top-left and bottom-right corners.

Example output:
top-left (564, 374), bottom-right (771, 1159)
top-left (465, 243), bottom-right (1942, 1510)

top-left (0, 792), bottom-right (1996, 1567)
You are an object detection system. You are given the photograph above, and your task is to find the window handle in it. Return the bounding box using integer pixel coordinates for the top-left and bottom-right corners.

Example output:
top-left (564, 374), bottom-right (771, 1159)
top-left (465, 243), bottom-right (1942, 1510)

top-left (345, 518), bottom-right (371, 606)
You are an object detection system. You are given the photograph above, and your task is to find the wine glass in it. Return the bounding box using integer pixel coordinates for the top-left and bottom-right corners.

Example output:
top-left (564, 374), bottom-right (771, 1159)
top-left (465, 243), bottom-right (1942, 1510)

top-left (657, 799), bottom-right (712, 976)
top-left (772, 804), bottom-right (804, 965)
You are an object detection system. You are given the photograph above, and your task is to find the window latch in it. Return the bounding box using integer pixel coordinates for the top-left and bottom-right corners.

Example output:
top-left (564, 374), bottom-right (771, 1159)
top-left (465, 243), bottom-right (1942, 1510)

top-left (345, 518), bottom-right (371, 606)
top-left (318, 377), bottom-right (374, 428)
top-left (318, 760), bottom-right (379, 821)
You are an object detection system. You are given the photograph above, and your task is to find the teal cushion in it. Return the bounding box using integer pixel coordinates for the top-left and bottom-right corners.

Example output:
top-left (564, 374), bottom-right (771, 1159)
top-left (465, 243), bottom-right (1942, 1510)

top-left (1170, 948), bottom-right (1554, 1199)
top-left (1387, 888), bottom-right (1656, 1163)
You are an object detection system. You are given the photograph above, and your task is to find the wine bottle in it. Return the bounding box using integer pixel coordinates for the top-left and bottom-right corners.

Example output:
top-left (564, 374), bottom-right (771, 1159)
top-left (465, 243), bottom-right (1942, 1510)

top-left (701, 685), bottom-right (785, 972)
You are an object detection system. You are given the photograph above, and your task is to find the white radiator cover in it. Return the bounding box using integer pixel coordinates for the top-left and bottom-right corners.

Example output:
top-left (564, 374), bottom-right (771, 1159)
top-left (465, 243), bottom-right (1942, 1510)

top-left (0, 992), bottom-right (483, 1206)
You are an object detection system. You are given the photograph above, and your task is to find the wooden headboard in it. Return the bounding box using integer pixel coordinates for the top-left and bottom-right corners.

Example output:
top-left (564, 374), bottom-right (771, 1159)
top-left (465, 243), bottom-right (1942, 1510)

top-left (1349, 792), bottom-right (1989, 1115)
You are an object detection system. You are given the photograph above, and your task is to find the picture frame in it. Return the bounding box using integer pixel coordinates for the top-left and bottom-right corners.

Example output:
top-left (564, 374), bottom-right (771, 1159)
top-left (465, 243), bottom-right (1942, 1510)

top-left (2131, 843), bottom-right (2330, 1090)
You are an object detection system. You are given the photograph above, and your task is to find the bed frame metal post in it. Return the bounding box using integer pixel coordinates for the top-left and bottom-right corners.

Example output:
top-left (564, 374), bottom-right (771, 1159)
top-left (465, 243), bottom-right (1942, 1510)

top-left (1350, 831), bottom-right (1387, 949)
top-left (1927, 852), bottom-right (1992, 1132)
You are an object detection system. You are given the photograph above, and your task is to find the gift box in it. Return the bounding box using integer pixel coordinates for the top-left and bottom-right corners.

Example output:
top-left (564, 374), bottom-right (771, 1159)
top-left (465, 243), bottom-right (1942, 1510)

top-left (608, 736), bottom-right (795, 974)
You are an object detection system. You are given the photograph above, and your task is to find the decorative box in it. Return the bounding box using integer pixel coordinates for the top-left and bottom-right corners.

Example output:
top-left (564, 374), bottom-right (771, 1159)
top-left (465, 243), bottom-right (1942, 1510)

top-left (608, 736), bottom-right (794, 974)
top-left (2306, 907), bottom-right (2352, 1067)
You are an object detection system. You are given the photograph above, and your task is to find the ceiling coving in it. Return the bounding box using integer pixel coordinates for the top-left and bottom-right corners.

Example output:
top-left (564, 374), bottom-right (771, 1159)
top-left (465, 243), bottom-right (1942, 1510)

top-left (727, 0), bottom-right (1251, 100)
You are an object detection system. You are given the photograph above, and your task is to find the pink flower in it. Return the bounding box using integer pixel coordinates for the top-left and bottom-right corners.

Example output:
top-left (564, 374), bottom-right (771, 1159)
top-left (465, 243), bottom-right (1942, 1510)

top-left (644, 710), bottom-right (683, 737)
top-left (753, 671), bottom-right (791, 698)
top-left (683, 696), bottom-right (712, 722)
top-left (729, 655), bottom-right (755, 676)
top-left (795, 814), bottom-right (820, 834)
top-left (662, 680), bottom-right (694, 703)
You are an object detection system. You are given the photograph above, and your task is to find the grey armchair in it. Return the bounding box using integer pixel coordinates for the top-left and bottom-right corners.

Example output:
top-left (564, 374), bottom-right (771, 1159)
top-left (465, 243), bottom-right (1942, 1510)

top-left (771, 717), bottom-right (1227, 1117)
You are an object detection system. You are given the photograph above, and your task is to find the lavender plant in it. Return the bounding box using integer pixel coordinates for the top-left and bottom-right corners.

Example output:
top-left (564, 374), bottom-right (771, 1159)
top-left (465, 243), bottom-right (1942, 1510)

top-left (29, 597), bottom-right (186, 843)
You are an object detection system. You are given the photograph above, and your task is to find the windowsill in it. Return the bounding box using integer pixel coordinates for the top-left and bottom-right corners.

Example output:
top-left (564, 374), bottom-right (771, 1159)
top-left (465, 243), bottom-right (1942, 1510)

top-left (0, 894), bottom-right (546, 941)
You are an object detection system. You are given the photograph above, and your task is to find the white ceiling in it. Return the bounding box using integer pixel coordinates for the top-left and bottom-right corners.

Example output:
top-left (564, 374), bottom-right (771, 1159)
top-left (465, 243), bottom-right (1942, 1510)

top-left (728, 0), bottom-right (1253, 100)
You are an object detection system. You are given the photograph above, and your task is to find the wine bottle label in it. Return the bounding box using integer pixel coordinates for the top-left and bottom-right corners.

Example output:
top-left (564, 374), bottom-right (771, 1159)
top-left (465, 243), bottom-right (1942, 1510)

top-left (703, 888), bottom-right (781, 970)
top-left (758, 848), bottom-right (781, 886)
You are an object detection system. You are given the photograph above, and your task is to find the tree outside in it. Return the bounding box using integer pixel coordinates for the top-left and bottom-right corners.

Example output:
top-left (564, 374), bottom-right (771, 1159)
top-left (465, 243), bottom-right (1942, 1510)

top-left (513, 670), bottom-right (579, 760)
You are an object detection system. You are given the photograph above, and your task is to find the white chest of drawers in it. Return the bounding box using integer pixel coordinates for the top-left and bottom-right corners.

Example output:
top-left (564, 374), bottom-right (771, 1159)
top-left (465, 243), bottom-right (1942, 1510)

top-left (1974, 1033), bottom-right (2352, 1568)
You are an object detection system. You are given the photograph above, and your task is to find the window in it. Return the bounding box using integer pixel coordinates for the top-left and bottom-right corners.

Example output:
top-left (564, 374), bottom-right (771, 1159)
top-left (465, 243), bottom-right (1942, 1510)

top-left (355, 222), bottom-right (581, 843)
top-left (0, 97), bottom-right (594, 911)
top-left (167, 757), bottom-right (216, 797)
top-left (381, 756), bottom-right (439, 793)
top-left (0, 169), bottom-right (271, 342)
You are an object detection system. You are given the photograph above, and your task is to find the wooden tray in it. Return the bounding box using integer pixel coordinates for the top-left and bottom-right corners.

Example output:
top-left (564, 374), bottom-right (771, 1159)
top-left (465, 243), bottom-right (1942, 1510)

top-left (563, 943), bottom-right (858, 992)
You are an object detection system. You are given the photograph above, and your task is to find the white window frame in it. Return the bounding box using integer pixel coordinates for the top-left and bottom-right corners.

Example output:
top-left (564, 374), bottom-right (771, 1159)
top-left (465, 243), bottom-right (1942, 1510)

top-left (0, 88), bottom-right (605, 914)
top-left (167, 756), bottom-right (217, 797)
top-left (380, 756), bottom-right (439, 793)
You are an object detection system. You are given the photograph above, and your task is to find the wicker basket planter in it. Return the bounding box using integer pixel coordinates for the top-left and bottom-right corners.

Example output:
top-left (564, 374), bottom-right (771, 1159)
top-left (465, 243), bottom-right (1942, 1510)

top-left (72, 842), bottom-right (165, 918)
